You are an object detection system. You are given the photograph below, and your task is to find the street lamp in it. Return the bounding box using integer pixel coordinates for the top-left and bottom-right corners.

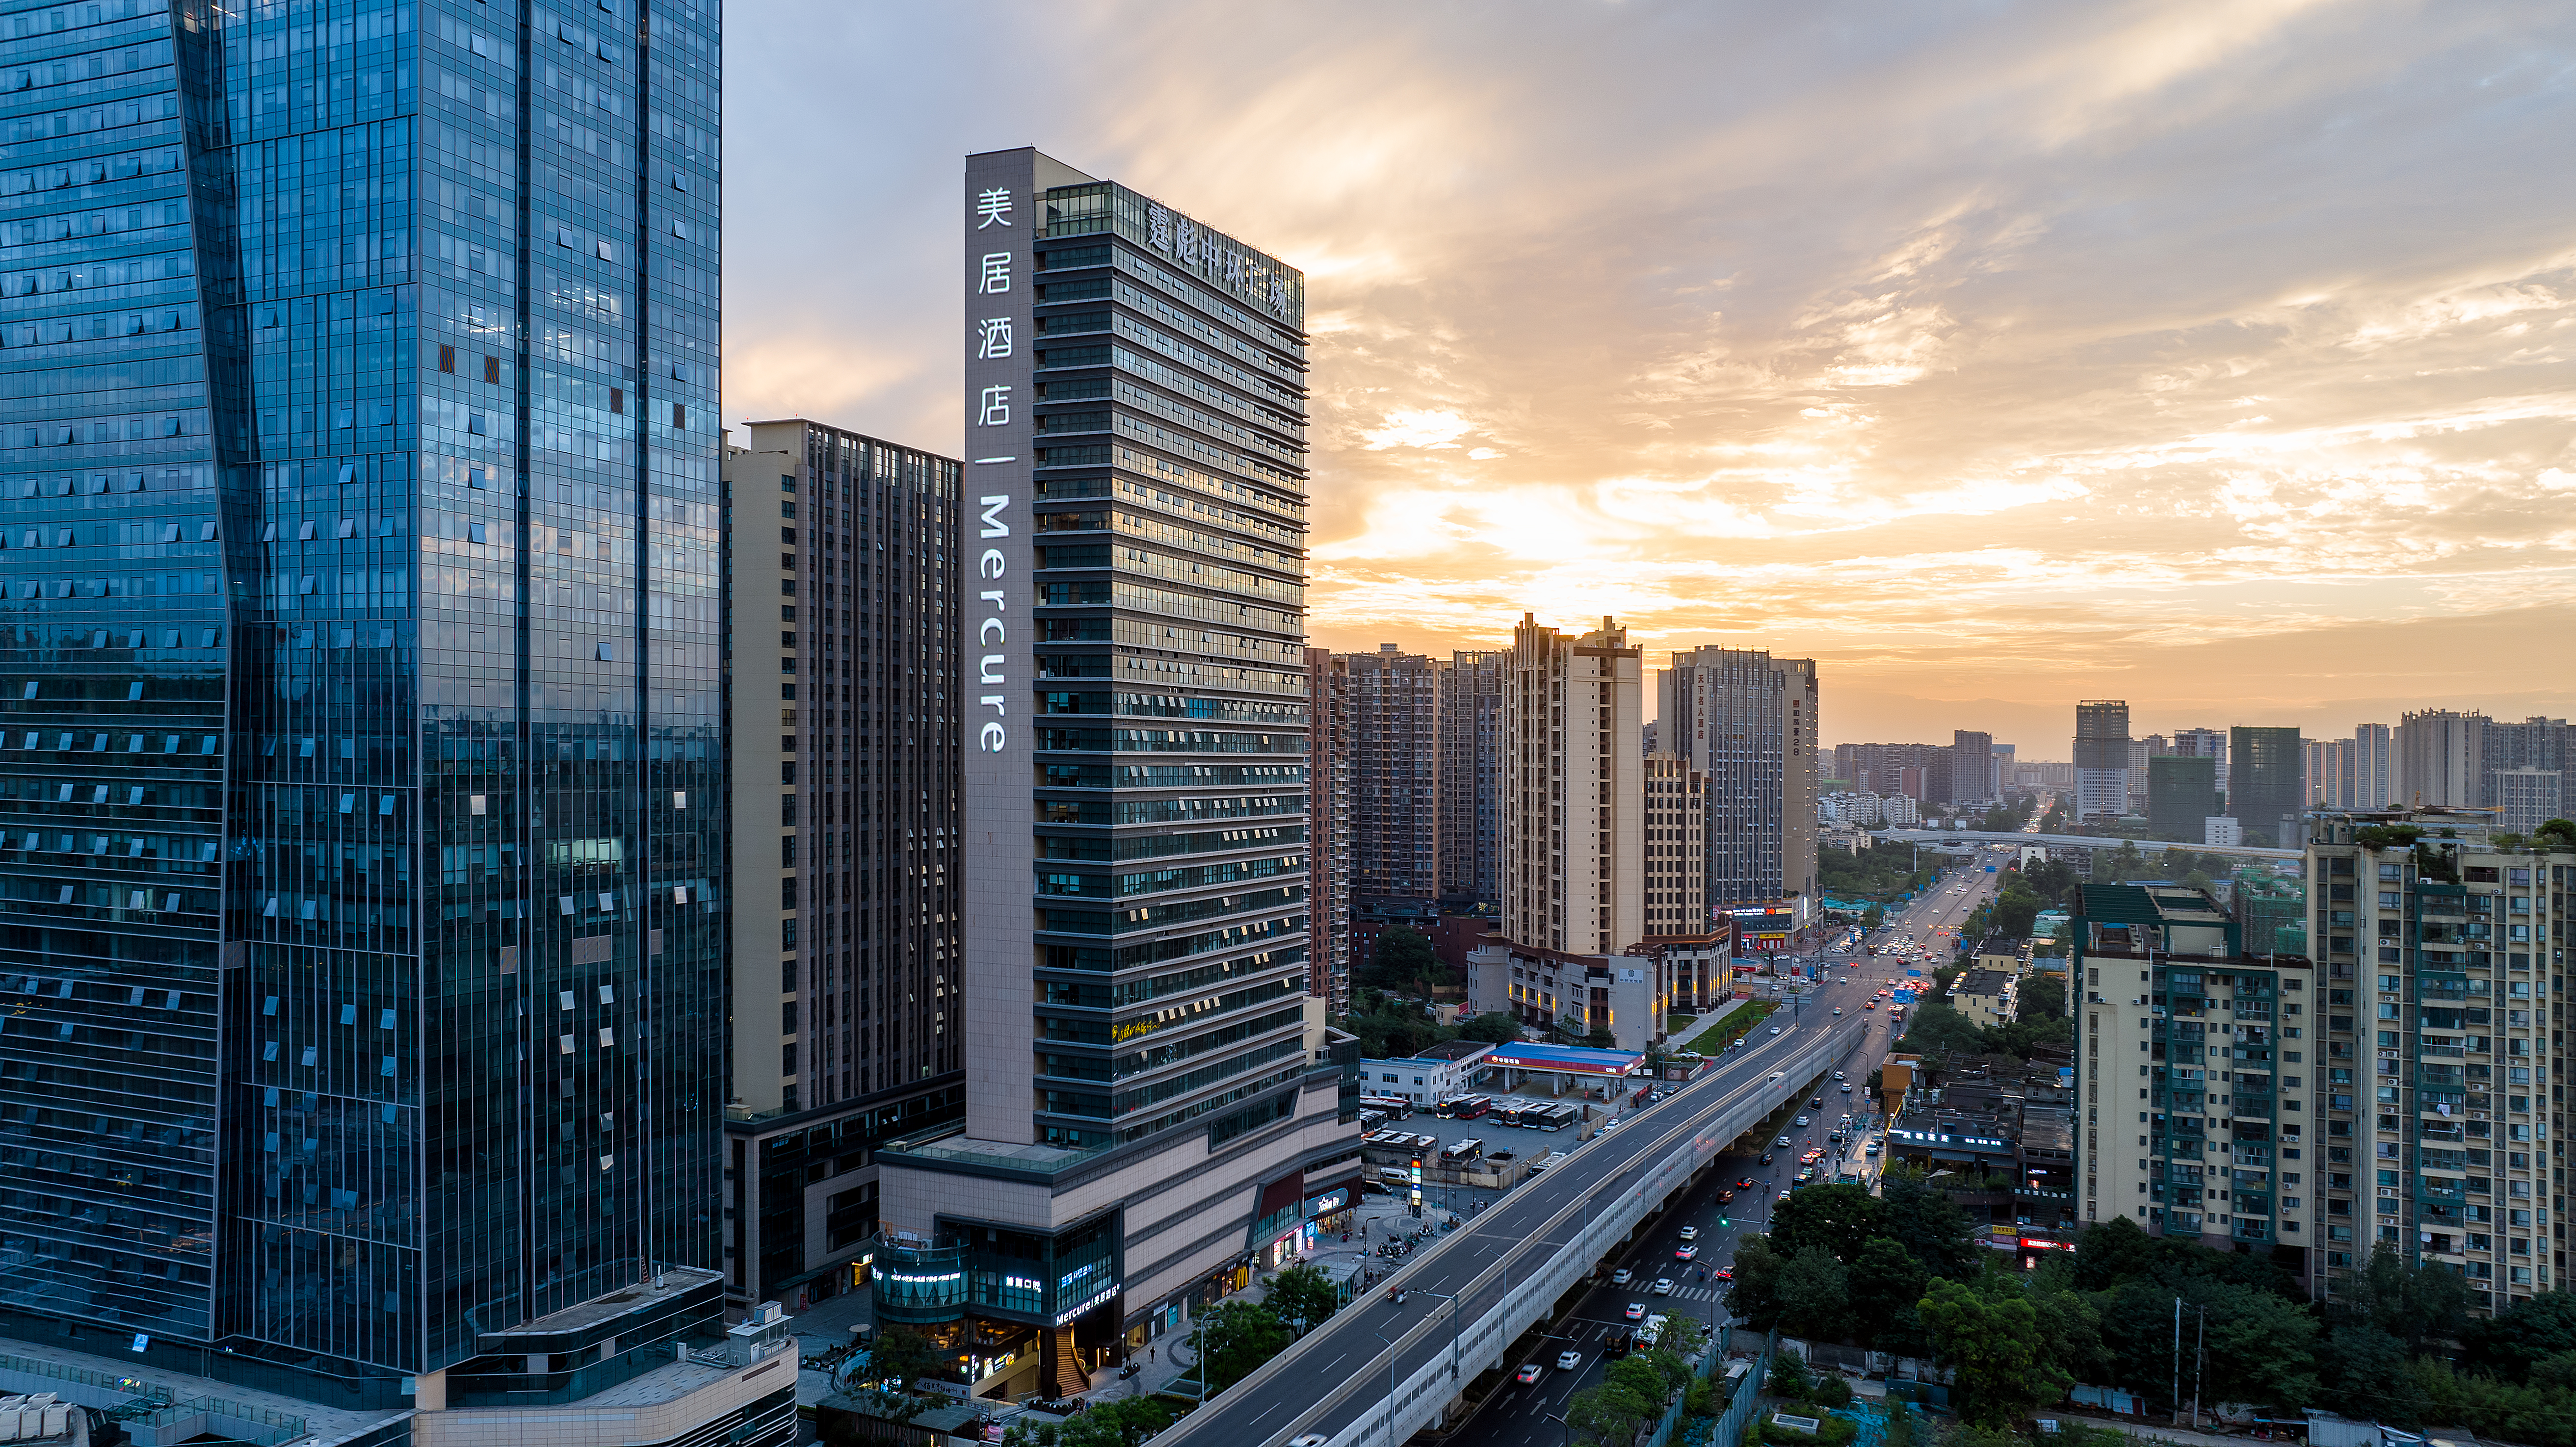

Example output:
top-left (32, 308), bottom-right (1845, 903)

top-left (1372, 1327), bottom-right (1402, 1447)
top-left (1412, 1288), bottom-right (1466, 1384)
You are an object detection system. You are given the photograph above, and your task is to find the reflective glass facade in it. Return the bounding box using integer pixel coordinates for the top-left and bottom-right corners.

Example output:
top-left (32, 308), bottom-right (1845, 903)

top-left (0, 0), bottom-right (725, 1392)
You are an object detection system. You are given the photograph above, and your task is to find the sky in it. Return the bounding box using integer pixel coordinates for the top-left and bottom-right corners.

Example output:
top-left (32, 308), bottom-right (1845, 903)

top-left (722, 1), bottom-right (2576, 752)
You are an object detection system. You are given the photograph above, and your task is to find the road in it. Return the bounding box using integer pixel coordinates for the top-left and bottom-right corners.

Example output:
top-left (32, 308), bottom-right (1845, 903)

top-left (1161, 1006), bottom-right (1873, 1447)
top-left (1446, 846), bottom-right (2020, 1447)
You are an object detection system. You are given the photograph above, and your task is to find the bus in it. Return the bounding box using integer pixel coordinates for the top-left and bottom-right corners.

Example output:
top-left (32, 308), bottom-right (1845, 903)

top-left (1538, 1104), bottom-right (1580, 1132)
top-left (1435, 1094), bottom-right (1493, 1120)
top-left (1436, 1138), bottom-right (1484, 1166)
top-left (1360, 1095), bottom-right (1414, 1119)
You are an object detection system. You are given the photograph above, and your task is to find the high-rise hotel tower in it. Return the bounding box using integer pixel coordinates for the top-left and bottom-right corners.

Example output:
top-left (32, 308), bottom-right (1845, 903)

top-left (0, 2), bottom-right (785, 1440)
top-left (869, 150), bottom-right (1358, 1401)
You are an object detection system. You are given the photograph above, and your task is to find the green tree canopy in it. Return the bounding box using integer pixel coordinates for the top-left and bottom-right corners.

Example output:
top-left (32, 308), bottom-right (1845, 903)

top-left (1264, 1263), bottom-right (1341, 1336)
top-left (865, 1324), bottom-right (948, 1389)
top-left (1771, 1183), bottom-right (1888, 1265)
top-left (1190, 1297), bottom-right (1292, 1394)
top-left (2464, 1290), bottom-right (2576, 1377)
top-left (1456, 1010), bottom-right (1522, 1044)
top-left (1846, 1237), bottom-right (1930, 1352)
top-left (1919, 1277), bottom-right (2061, 1427)
top-left (1897, 1002), bottom-right (1990, 1060)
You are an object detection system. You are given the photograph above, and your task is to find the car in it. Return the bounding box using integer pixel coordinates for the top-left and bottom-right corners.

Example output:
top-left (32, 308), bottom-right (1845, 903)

top-left (1680, 1225), bottom-right (1701, 1241)
top-left (1714, 1266), bottom-right (1734, 1281)
top-left (1557, 1349), bottom-right (1583, 1370)
top-left (1516, 1364), bottom-right (1545, 1385)
top-left (1769, 1026), bottom-right (1782, 1035)
top-left (1866, 1141), bottom-right (1882, 1156)
top-left (1293, 1437), bottom-right (1330, 1447)
top-left (1865, 1000), bottom-right (1878, 1009)
top-left (1833, 1071), bottom-right (1845, 1080)
top-left (1833, 1008), bottom-right (1843, 1015)
top-left (1611, 1267), bottom-right (1634, 1286)
top-left (1810, 1097), bottom-right (1824, 1108)
top-left (1737, 1177), bottom-right (1758, 1190)
top-left (1776, 1135), bottom-right (1792, 1148)
top-left (1776, 1188), bottom-right (1792, 1201)
top-left (1797, 1166), bottom-right (1818, 1182)
top-left (1624, 1301), bottom-right (1648, 1321)
top-left (1601, 1117), bottom-right (1620, 1131)
top-left (1759, 1153), bottom-right (1775, 1166)
top-left (1840, 1083), bottom-right (1854, 1093)
top-left (1715, 1189), bottom-right (1734, 1204)
top-left (1793, 1115), bottom-right (1809, 1127)
top-left (1675, 1244), bottom-right (1698, 1261)
top-left (1652, 1277), bottom-right (1675, 1296)
top-left (1827, 1130), bottom-right (1843, 1143)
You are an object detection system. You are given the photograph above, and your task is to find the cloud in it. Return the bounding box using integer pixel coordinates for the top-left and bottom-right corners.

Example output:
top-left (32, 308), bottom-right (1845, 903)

top-left (724, 0), bottom-right (2576, 741)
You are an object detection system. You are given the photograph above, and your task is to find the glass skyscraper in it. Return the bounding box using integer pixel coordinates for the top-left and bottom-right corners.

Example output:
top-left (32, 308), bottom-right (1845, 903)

top-left (0, 1), bottom-right (785, 1438)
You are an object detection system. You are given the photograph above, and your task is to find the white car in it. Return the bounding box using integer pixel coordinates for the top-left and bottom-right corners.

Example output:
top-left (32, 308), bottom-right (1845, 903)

top-left (1793, 1115), bottom-right (1809, 1127)
top-left (1678, 1226), bottom-right (1699, 1241)
top-left (1612, 1267), bottom-right (1634, 1285)
top-left (1557, 1349), bottom-right (1583, 1370)
top-left (1651, 1278), bottom-right (1675, 1296)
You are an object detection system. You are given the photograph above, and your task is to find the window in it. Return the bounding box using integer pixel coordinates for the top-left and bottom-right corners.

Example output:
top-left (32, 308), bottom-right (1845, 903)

top-left (483, 355), bottom-right (500, 384)
top-left (608, 388), bottom-right (624, 414)
top-left (439, 344), bottom-right (455, 373)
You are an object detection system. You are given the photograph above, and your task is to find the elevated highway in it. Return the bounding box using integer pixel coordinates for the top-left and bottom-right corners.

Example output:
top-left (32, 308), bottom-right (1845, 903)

top-left (1873, 827), bottom-right (2300, 862)
top-left (1153, 1014), bottom-right (1874, 1447)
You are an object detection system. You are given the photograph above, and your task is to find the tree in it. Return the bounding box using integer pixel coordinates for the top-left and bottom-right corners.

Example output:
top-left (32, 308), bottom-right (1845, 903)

top-left (1878, 1168), bottom-right (1977, 1280)
top-left (1363, 927), bottom-right (1443, 993)
top-left (1457, 1011), bottom-right (1522, 1044)
top-left (1723, 1235), bottom-right (1787, 1329)
top-left (2017, 974), bottom-right (2065, 1022)
top-left (1919, 1278), bottom-right (2058, 1428)
top-left (2314, 1325), bottom-right (2429, 1428)
top-left (1771, 1183), bottom-right (1888, 1265)
top-left (1606, 1356), bottom-right (1674, 1412)
top-left (866, 1324), bottom-right (947, 1389)
top-left (2464, 1290), bottom-right (2576, 1377)
top-left (1764, 1349), bottom-right (1811, 1398)
top-left (2332, 1244), bottom-right (2471, 1355)
top-left (1265, 1263), bottom-right (1340, 1336)
top-left (1810, 1373), bottom-right (1854, 1409)
top-left (1775, 1245), bottom-right (1853, 1344)
top-left (1190, 1298), bottom-right (1291, 1394)
top-left (1898, 1003), bottom-right (1988, 1061)
top-left (2536, 818), bottom-right (2576, 853)
top-left (1846, 1238), bottom-right (1929, 1351)
top-left (1567, 1377), bottom-right (1657, 1447)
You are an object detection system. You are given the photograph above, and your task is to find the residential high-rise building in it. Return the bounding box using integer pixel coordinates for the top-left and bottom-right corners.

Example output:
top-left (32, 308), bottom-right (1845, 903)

top-left (2397, 710), bottom-right (2487, 808)
top-left (1306, 647), bottom-right (1353, 1007)
top-left (2352, 724), bottom-right (2392, 808)
top-left (2484, 718), bottom-right (2570, 818)
top-left (1643, 752), bottom-right (1708, 936)
top-left (2300, 810), bottom-right (2571, 1314)
top-left (1502, 616), bottom-right (1644, 954)
top-left (1345, 645), bottom-right (1438, 906)
top-left (2074, 701), bottom-right (2132, 820)
top-left (1832, 741), bottom-right (1945, 800)
top-left (2492, 771), bottom-right (2565, 835)
top-left (1663, 646), bottom-right (1819, 908)
top-left (2147, 756), bottom-right (2218, 841)
top-left (1437, 649), bottom-right (1507, 907)
top-left (871, 150), bottom-right (1355, 1399)
top-left (2230, 726), bottom-right (2305, 848)
top-left (720, 420), bottom-right (966, 1316)
top-left (1991, 743), bottom-right (2016, 796)
top-left (2071, 884), bottom-right (2315, 1293)
top-left (1951, 729), bottom-right (1996, 805)
top-left (0, 3), bottom-right (787, 1438)
top-left (2175, 727), bottom-right (2230, 792)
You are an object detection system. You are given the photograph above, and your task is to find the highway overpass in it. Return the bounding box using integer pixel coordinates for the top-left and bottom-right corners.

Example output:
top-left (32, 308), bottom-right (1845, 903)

top-left (1872, 828), bottom-right (2300, 862)
top-left (1151, 1015), bottom-right (1873, 1447)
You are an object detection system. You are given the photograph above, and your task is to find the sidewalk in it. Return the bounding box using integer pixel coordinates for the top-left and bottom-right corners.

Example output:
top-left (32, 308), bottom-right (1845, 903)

top-left (1081, 1190), bottom-right (1498, 1403)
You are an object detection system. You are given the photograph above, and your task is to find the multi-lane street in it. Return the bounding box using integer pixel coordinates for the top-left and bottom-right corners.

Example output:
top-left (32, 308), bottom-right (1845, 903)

top-left (1448, 852), bottom-right (2014, 1447)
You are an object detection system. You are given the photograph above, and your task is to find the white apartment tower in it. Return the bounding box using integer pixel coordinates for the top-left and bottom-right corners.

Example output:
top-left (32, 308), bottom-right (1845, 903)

top-left (1501, 616), bottom-right (1645, 955)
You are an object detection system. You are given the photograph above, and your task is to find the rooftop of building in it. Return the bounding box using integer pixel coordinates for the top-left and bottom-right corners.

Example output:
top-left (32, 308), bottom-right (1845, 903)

top-left (1476, 1041), bottom-right (1645, 1075)
top-left (0, 1336), bottom-right (410, 1447)
top-left (1952, 969), bottom-right (2016, 999)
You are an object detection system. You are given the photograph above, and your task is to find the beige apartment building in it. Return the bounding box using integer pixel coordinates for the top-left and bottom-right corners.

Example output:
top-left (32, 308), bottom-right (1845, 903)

top-left (1500, 616), bottom-right (1646, 955)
